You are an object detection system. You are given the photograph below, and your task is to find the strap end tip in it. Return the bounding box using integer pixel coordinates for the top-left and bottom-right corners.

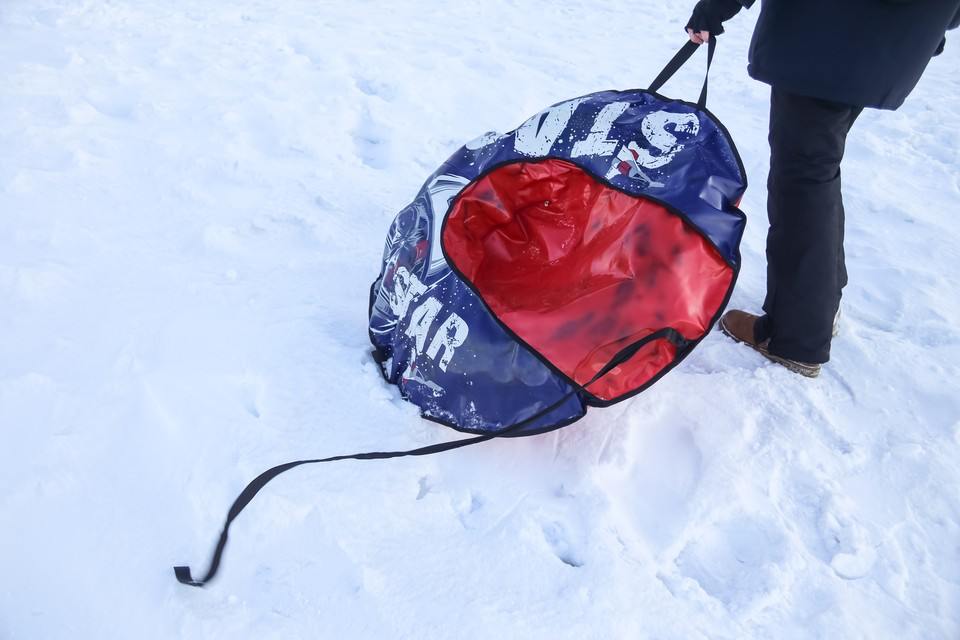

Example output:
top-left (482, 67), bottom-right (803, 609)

top-left (174, 565), bottom-right (204, 587)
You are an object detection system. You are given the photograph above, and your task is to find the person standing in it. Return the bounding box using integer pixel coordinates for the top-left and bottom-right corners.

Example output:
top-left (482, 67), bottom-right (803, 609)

top-left (684, 0), bottom-right (960, 377)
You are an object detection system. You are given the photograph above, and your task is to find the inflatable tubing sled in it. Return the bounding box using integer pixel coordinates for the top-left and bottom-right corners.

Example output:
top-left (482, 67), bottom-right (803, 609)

top-left (175, 38), bottom-right (746, 587)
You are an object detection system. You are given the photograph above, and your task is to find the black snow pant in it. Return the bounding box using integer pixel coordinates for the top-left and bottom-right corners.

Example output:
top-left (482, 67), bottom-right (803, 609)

top-left (754, 87), bottom-right (863, 364)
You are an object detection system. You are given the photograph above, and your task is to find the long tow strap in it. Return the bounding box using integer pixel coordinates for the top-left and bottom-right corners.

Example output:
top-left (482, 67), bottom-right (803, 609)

top-left (174, 328), bottom-right (688, 586)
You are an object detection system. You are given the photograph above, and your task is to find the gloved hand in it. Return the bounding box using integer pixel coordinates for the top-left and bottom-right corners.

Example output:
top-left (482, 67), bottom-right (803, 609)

top-left (685, 0), bottom-right (744, 43)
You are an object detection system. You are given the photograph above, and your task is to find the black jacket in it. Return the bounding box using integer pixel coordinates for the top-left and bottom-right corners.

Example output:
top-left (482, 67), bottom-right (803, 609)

top-left (739, 0), bottom-right (960, 109)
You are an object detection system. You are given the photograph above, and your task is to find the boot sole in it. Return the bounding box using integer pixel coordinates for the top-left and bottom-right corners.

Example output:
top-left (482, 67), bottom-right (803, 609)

top-left (718, 316), bottom-right (821, 378)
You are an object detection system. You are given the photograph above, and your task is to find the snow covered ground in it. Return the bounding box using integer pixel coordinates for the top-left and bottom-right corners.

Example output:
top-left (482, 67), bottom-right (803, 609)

top-left (2, 1), bottom-right (959, 638)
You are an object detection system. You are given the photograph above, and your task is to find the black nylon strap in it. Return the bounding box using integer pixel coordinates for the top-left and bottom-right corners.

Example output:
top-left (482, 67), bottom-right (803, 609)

top-left (174, 327), bottom-right (688, 586)
top-left (648, 37), bottom-right (716, 109)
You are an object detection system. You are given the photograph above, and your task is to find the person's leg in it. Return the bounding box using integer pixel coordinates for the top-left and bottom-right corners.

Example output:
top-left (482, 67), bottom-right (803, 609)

top-left (756, 87), bottom-right (862, 364)
top-left (835, 106), bottom-right (863, 311)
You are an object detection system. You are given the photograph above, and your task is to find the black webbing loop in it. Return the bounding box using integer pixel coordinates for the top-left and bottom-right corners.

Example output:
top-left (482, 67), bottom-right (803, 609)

top-left (174, 327), bottom-right (688, 587)
top-left (647, 37), bottom-right (716, 109)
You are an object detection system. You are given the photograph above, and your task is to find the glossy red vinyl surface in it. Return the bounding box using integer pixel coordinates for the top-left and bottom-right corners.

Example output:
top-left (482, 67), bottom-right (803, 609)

top-left (443, 159), bottom-right (733, 401)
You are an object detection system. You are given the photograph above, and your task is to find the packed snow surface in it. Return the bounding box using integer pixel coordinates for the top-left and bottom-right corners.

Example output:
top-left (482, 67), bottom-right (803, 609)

top-left (2, 1), bottom-right (959, 638)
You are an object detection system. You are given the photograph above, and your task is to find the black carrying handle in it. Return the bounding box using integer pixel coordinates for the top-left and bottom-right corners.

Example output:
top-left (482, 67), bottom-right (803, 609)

top-left (648, 37), bottom-right (716, 108)
top-left (174, 328), bottom-right (689, 587)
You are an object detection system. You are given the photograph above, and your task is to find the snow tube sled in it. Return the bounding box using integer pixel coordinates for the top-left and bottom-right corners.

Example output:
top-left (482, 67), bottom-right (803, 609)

top-left (174, 39), bottom-right (747, 588)
top-left (369, 39), bottom-right (746, 435)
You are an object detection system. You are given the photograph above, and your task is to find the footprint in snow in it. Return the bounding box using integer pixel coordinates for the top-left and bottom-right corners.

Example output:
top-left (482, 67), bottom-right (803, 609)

top-left (541, 519), bottom-right (584, 568)
top-left (354, 76), bottom-right (397, 101)
top-left (415, 475), bottom-right (432, 500)
top-left (453, 490), bottom-right (486, 529)
top-left (84, 89), bottom-right (138, 120)
top-left (776, 466), bottom-right (876, 580)
top-left (596, 423), bottom-right (703, 552)
top-left (819, 499), bottom-right (877, 580)
top-left (352, 108), bottom-right (391, 170)
top-left (226, 373), bottom-right (266, 420)
top-left (675, 514), bottom-right (787, 611)
top-left (528, 494), bottom-right (588, 569)
top-left (289, 38), bottom-right (324, 66)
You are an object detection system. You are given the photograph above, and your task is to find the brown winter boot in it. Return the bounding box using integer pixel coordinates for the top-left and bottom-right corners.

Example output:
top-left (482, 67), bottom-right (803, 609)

top-left (718, 310), bottom-right (822, 378)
